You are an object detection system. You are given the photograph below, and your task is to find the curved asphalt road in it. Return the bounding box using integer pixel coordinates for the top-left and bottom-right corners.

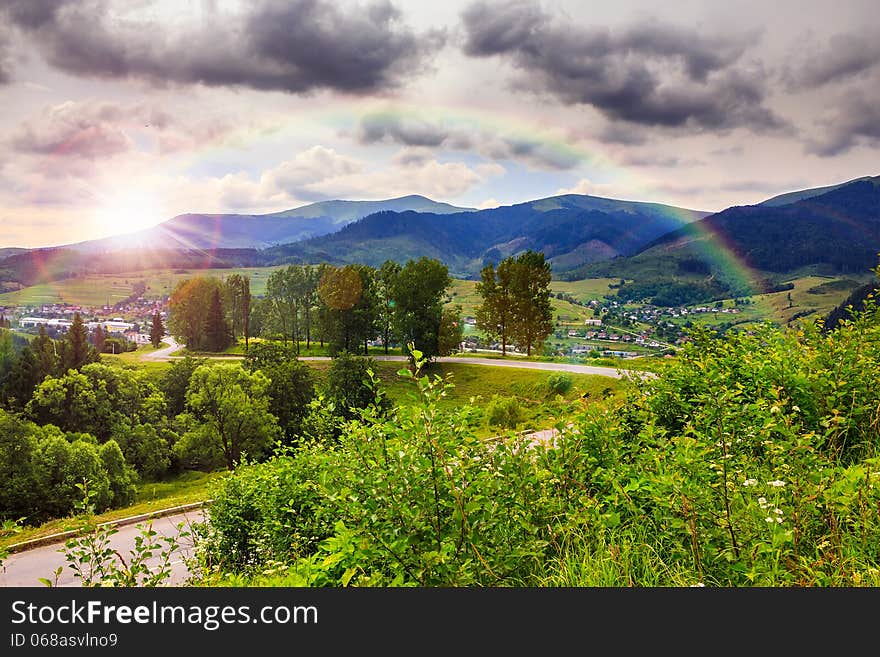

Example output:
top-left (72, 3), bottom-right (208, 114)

top-left (145, 338), bottom-right (650, 380)
top-left (0, 510), bottom-right (204, 588)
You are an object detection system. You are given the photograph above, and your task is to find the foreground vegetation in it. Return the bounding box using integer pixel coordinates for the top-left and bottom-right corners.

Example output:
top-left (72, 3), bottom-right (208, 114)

top-left (189, 295), bottom-right (880, 587)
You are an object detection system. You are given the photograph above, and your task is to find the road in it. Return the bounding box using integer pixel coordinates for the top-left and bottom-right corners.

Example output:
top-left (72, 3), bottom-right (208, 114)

top-left (0, 510), bottom-right (204, 588)
top-left (140, 335), bottom-right (182, 361)
top-left (144, 340), bottom-right (650, 380)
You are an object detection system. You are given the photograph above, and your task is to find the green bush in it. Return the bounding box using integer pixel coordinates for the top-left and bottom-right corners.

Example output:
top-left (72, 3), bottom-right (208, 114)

top-left (546, 372), bottom-right (573, 395)
top-left (486, 395), bottom-right (523, 430)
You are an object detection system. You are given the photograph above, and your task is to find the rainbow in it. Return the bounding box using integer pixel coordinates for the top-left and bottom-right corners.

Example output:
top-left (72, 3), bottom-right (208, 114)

top-left (16, 100), bottom-right (765, 299)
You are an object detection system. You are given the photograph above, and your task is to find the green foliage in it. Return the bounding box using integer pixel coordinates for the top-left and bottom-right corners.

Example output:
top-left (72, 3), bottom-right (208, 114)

top-left (485, 395), bottom-right (524, 430)
top-left (25, 362), bottom-right (175, 479)
top-left (150, 311), bottom-right (164, 349)
top-left (324, 352), bottom-right (389, 423)
top-left (391, 257), bottom-right (451, 363)
top-left (476, 251), bottom-right (554, 356)
top-left (168, 276), bottom-right (229, 351)
top-left (175, 364), bottom-right (281, 470)
top-left (198, 291), bottom-right (880, 588)
top-left (160, 356), bottom-right (206, 419)
top-left (546, 372), bottom-right (573, 395)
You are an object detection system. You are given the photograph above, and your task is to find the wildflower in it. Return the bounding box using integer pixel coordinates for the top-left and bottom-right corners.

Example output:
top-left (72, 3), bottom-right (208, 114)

top-left (774, 508), bottom-right (783, 515)
top-left (743, 478), bottom-right (758, 487)
top-left (690, 583), bottom-right (705, 587)
top-left (767, 479), bottom-right (786, 488)
top-left (765, 517), bottom-right (774, 523)
top-left (758, 497), bottom-right (768, 508)
top-left (775, 517), bottom-right (783, 523)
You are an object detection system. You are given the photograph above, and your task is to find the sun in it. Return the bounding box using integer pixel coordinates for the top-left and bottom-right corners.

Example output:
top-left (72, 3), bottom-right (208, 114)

top-left (92, 190), bottom-right (166, 238)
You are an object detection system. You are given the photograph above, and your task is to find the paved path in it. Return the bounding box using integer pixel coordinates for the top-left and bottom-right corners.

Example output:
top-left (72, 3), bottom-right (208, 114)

top-left (0, 510), bottom-right (204, 588)
top-left (140, 336), bottom-right (182, 361)
top-left (142, 341), bottom-right (650, 380)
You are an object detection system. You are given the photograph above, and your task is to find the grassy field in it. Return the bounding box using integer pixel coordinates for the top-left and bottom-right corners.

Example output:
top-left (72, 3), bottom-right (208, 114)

top-left (0, 266), bottom-right (288, 306)
top-left (1, 470), bottom-right (226, 549)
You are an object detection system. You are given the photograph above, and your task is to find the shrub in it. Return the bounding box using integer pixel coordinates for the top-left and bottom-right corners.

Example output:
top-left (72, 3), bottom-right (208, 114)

top-left (486, 395), bottom-right (523, 430)
top-left (546, 372), bottom-right (573, 395)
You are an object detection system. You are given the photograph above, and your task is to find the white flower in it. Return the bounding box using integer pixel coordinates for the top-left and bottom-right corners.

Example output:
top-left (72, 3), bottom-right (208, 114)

top-left (765, 517), bottom-right (774, 523)
top-left (774, 508), bottom-right (783, 515)
top-left (690, 582), bottom-right (705, 587)
top-left (775, 517), bottom-right (783, 523)
top-left (758, 497), bottom-right (768, 508)
top-left (767, 480), bottom-right (786, 488)
top-left (743, 478), bottom-right (758, 487)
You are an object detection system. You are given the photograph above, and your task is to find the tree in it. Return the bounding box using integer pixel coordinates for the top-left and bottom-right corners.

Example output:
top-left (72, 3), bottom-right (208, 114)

top-left (168, 276), bottom-right (226, 351)
top-left (266, 266), bottom-right (308, 350)
top-left (150, 312), bottom-right (164, 349)
top-left (261, 360), bottom-right (316, 444)
top-left (438, 306), bottom-right (463, 357)
top-left (476, 251), bottom-right (554, 357)
top-left (318, 265), bottom-right (379, 356)
top-left (91, 324), bottom-right (106, 355)
top-left (509, 251), bottom-right (554, 357)
top-left (64, 312), bottom-right (96, 371)
top-left (475, 259), bottom-right (515, 356)
top-left (204, 288), bottom-right (232, 352)
top-left (377, 260), bottom-right (402, 354)
top-left (225, 274), bottom-right (252, 350)
top-left (160, 356), bottom-right (206, 419)
top-left (325, 352), bottom-right (389, 422)
top-left (391, 257), bottom-right (451, 364)
top-left (175, 365), bottom-right (280, 470)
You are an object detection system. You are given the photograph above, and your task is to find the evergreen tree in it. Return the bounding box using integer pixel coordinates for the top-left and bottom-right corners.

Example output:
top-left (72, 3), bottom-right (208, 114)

top-left (150, 311), bottom-right (165, 349)
top-left (204, 289), bottom-right (231, 352)
top-left (92, 324), bottom-right (106, 354)
top-left (64, 312), bottom-right (94, 371)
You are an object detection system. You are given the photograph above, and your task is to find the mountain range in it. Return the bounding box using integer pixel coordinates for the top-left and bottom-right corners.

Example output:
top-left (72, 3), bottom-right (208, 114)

top-left (67, 195), bottom-right (474, 252)
top-left (1, 175), bottom-right (878, 305)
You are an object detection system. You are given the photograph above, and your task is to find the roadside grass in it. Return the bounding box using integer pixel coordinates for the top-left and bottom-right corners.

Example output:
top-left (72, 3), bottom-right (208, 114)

top-left (0, 470), bottom-right (226, 550)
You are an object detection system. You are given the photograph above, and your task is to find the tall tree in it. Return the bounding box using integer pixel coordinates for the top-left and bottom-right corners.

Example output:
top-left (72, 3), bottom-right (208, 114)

top-left (225, 274), bottom-right (252, 349)
top-left (168, 276), bottom-right (225, 350)
top-left (150, 311), bottom-right (164, 349)
top-left (475, 259), bottom-right (515, 356)
top-left (318, 265), bottom-right (379, 355)
top-left (509, 251), bottom-right (554, 357)
top-left (204, 288), bottom-right (231, 352)
top-left (266, 266), bottom-right (308, 351)
top-left (92, 324), bottom-right (106, 354)
top-left (64, 313), bottom-right (95, 371)
top-left (438, 305), bottom-right (464, 357)
top-left (391, 257), bottom-right (451, 364)
top-left (377, 260), bottom-right (401, 354)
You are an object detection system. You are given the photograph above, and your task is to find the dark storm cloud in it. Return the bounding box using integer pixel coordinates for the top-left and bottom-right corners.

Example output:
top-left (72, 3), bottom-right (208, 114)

top-left (2, 0), bottom-right (444, 94)
top-left (785, 30), bottom-right (880, 89)
top-left (358, 114), bottom-right (454, 147)
top-left (460, 0), bottom-right (785, 132)
top-left (356, 113), bottom-right (580, 170)
top-left (808, 93), bottom-right (880, 156)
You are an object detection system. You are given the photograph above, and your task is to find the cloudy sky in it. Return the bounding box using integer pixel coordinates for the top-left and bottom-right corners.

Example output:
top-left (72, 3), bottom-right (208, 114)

top-left (1, 0), bottom-right (878, 248)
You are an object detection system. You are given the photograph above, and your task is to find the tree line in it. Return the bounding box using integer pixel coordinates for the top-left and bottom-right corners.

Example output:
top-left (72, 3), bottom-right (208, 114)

top-left (167, 257), bottom-right (463, 363)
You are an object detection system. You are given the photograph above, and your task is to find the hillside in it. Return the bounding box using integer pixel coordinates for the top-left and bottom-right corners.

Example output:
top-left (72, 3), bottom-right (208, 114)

top-left (570, 177), bottom-right (880, 304)
top-left (67, 195), bottom-right (474, 253)
top-left (265, 194), bottom-right (708, 277)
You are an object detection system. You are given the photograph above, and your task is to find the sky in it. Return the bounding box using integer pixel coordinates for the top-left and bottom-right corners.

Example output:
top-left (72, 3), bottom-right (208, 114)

top-left (0, 0), bottom-right (878, 248)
